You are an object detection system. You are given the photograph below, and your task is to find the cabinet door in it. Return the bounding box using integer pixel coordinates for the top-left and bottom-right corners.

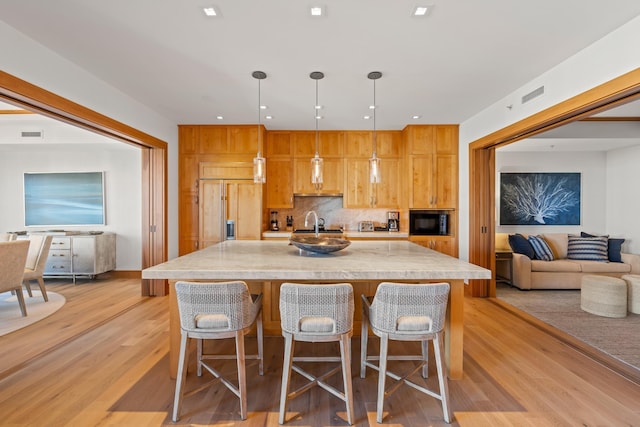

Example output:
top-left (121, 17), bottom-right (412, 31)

top-left (267, 158), bottom-right (293, 208)
top-left (227, 181), bottom-right (262, 240)
top-left (433, 154), bottom-right (457, 208)
top-left (72, 237), bottom-right (96, 274)
top-left (376, 158), bottom-right (400, 207)
top-left (409, 236), bottom-right (457, 257)
top-left (200, 126), bottom-right (228, 153)
top-left (199, 180), bottom-right (224, 248)
top-left (229, 126), bottom-right (259, 154)
top-left (344, 158), bottom-right (370, 208)
top-left (410, 155), bottom-right (434, 208)
top-left (293, 158), bottom-right (343, 194)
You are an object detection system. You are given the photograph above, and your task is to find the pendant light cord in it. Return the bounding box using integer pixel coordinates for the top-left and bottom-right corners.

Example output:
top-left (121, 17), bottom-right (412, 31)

top-left (257, 78), bottom-right (262, 157)
top-left (315, 78), bottom-right (319, 156)
top-left (372, 77), bottom-right (377, 157)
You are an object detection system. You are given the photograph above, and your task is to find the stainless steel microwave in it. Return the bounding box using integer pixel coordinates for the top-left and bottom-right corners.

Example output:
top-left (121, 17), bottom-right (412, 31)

top-left (409, 210), bottom-right (449, 235)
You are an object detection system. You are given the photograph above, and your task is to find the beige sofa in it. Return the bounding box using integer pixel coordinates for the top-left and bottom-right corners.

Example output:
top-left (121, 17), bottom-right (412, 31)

top-left (505, 233), bottom-right (640, 290)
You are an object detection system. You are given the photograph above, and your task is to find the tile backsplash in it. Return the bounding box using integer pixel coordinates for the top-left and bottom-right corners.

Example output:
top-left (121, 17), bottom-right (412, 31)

top-left (268, 196), bottom-right (395, 231)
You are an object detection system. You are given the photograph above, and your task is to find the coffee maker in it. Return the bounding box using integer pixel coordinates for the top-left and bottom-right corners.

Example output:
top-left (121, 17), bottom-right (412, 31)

top-left (270, 211), bottom-right (279, 231)
top-left (387, 211), bottom-right (399, 232)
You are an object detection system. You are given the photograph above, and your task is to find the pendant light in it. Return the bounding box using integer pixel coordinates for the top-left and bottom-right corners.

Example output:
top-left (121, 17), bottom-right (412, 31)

top-left (310, 71), bottom-right (324, 190)
top-left (368, 71), bottom-right (382, 185)
top-left (252, 70), bottom-right (267, 184)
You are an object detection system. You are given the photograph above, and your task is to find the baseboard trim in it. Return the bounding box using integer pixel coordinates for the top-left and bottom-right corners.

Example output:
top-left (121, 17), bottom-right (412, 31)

top-left (105, 270), bottom-right (141, 279)
top-left (489, 297), bottom-right (640, 386)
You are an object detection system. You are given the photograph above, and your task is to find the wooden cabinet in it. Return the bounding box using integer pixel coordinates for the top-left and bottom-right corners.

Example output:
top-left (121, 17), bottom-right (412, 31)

top-left (266, 158), bottom-right (293, 208)
top-left (409, 235), bottom-right (457, 257)
top-left (343, 131), bottom-right (401, 208)
top-left (344, 158), bottom-right (399, 208)
top-left (178, 125), bottom-right (264, 255)
top-left (405, 125), bottom-right (458, 209)
top-left (293, 158), bottom-right (344, 194)
top-left (199, 179), bottom-right (262, 249)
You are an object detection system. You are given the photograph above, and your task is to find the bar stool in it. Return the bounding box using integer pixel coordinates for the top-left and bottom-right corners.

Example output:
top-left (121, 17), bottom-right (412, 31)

top-left (172, 281), bottom-right (264, 422)
top-left (278, 282), bottom-right (355, 425)
top-left (361, 282), bottom-right (452, 424)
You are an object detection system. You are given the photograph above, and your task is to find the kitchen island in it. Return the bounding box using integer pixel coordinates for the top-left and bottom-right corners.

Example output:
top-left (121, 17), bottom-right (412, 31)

top-left (142, 240), bottom-right (491, 379)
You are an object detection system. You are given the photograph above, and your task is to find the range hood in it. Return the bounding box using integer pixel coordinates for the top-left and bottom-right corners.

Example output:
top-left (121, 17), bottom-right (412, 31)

top-left (293, 193), bottom-right (343, 197)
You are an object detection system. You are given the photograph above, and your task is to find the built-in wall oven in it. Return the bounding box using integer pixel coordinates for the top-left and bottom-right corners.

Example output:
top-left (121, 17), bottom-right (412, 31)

top-left (409, 210), bottom-right (449, 236)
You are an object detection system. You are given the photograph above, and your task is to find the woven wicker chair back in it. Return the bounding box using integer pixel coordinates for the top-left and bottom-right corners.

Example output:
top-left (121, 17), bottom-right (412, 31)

top-left (370, 282), bottom-right (449, 334)
top-left (0, 240), bottom-right (29, 293)
top-left (280, 283), bottom-right (354, 335)
top-left (175, 281), bottom-right (256, 332)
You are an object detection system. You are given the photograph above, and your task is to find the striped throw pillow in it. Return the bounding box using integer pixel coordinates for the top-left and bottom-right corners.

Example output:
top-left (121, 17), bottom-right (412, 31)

top-left (527, 235), bottom-right (554, 261)
top-left (567, 235), bottom-right (608, 262)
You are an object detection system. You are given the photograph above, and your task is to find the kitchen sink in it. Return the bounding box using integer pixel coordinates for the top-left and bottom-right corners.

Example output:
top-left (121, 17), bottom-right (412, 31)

top-left (289, 235), bottom-right (351, 254)
top-left (293, 228), bottom-right (343, 234)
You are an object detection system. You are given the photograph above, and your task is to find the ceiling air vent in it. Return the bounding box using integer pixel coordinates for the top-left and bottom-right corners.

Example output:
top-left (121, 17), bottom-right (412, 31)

top-left (522, 86), bottom-right (544, 104)
top-left (21, 130), bottom-right (44, 138)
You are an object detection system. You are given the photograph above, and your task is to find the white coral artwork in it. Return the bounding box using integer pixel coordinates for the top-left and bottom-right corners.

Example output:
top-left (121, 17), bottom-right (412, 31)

top-left (500, 173), bottom-right (580, 225)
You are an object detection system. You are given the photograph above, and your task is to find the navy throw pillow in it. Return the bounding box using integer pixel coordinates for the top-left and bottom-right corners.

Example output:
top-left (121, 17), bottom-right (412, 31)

top-left (581, 232), bottom-right (625, 263)
top-left (508, 234), bottom-right (534, 259)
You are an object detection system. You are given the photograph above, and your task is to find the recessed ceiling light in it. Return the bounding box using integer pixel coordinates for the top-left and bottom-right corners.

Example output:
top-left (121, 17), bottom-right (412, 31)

top-left (315, 115), bottom-right (323, 120)
top-left (310, 6), bottom-right (324, 17)
top-left (203, 7), bottom-right (218, 17)
top-left (364, 115), bottom-right (371, 120)
top-left (369, 105), bottom-right (376, 110)
top-left (216, 115), bottom-right (224, 120)
top-left (412, 5), bottom-right (432, 17)
top-left (412, 115), bottom-right (421, 119)
top-left (260, 105), bottom-right (267, 110)
top-left (265, 115), bottom-right (273, 120)
top-left (315, 105), bottom-right (323, 110)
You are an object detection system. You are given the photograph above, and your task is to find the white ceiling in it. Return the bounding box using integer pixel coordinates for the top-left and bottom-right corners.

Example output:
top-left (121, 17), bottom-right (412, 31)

top-left (2, 0), bottom-right (640, 131)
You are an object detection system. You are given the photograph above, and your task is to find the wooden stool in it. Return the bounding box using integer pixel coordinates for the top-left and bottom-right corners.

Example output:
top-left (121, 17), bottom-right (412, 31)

top-left (622, 274), bottom-right (640, 314)
top-left (581, 275), bottom-right (627, 318)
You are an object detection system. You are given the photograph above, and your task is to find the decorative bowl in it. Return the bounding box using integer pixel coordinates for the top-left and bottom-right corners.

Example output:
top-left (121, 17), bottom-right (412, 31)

top-left (289, 235), bottom-right (351, 254)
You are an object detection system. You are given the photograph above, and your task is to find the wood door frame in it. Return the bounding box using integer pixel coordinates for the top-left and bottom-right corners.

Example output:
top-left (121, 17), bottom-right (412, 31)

top-left (468, 67), bottom-right (640, 297)
top-left (0, 70), bottom-right (168, 296)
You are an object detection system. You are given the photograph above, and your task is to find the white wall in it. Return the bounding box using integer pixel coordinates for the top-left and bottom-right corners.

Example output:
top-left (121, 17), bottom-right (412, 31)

top-left (495, 151), bottom-right (607, 236)
top-left (606, 145), bottom-right (640, 253)
top-left (0, 144), bottom-right (142, 270)
top-left (459, 15), bottom-right (640, 261)
top-left (0, 20), bottom-right (179, 260)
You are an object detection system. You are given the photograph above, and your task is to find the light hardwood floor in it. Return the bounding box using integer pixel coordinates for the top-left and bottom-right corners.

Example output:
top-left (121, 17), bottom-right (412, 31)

top-left (1, 277), bottom-right (639, 426)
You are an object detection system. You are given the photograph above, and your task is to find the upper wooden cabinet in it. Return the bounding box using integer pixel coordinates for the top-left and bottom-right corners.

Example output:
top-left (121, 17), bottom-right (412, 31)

top-left (293, 158), bottom-right (344, 194)
top-left (197, 125), bottom-right (260, 154)
top-left (345, 131), bottom-right (401, 158)
top-left (344, 158), bottom-right (400, 208)
top-left (293, 131), bottom-right (344, 158)
top-left (267, 158), bottom-right (293, 208)
top-left (404, 125), bottom-right (458, 209)
top-left (266, 132), bottom-right (292, 157)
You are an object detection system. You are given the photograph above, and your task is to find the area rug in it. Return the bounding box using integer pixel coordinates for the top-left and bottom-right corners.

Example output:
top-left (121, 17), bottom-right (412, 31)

top-left (0, 290), bottom-right (66, 336)
top-left (497, 283), bottom-right (640, 370)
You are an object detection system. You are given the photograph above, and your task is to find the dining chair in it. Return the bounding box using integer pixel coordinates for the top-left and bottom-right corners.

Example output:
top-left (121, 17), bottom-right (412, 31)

top-left (361, 282), bottom-right (452, 423)
top-left (172, 280), bottom-right (264, 422)
top-left (278, 282), bottom-right (355, 425)
top-left (0, 240), bottom-right (31, 316)
top-left (23, 234), bottom-right (53, 302)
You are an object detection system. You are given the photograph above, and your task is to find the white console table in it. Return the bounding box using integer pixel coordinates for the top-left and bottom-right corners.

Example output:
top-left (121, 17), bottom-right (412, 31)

top-left (44, 233), bottom-right (116, 282)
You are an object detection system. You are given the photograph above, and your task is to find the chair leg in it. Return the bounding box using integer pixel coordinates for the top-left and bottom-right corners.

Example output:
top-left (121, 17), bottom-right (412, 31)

top-left (279, 333), bottom-right (294, 425)
top-left (197, 338), bottom-right (203, 377)
top-left (340, 334), bottom-right (355, 425)
top-left (235, 330), bottom-right (248, 420)
top-left (15, 288), bottom-right (27, 317)
top-left (172, 333), bottom-right (189, 422)
top-left (257, 311), bottom-right (264, 376)
top-left (433, 333), bottom-right (452, 423)
top-left (360, 313), bottom-right (369, 378)
top-left (421, 339), bottom-right (429, 378)
top-left (23, 280), bottom-right (33, 297)
top-left (37, 278), bottom-right (48, 302)
top-left (376, 334), bottom-right (389, 423)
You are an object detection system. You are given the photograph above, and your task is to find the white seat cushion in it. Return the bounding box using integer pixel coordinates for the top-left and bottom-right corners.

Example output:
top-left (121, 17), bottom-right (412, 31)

top-left (195, 313), bottom-right (229, 329)
top-left (396, 315), bottom-right (432, 331)
top-left (299, 316), bottom-right (335, 333)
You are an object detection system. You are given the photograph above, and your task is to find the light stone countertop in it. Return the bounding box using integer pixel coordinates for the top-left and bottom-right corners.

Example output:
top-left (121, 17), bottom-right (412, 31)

top-left (142, 239), bottom-right (490, 281)
top-left (262, 231), bottom-right (409, 239)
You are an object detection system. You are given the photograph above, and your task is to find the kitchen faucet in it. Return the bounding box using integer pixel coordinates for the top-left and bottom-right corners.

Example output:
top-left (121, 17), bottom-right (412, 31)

top-left (305, 210), bottom-right (319, 238)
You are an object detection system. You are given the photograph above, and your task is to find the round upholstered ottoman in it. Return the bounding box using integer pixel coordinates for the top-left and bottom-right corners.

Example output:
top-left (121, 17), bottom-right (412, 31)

top-left (581, 275), bottom-right (627, 318)
top-left (622, 274), bottom-right (640, 314)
